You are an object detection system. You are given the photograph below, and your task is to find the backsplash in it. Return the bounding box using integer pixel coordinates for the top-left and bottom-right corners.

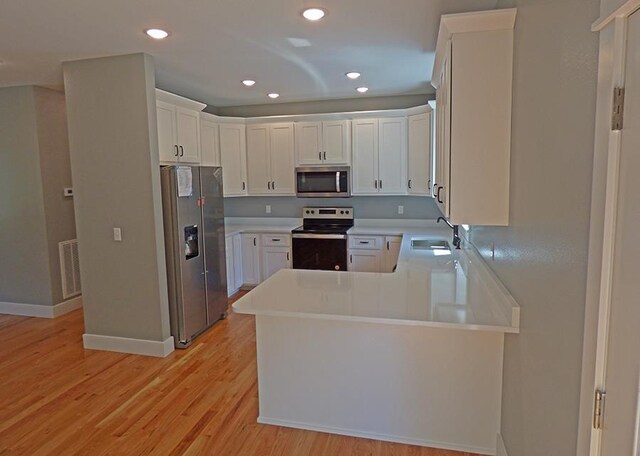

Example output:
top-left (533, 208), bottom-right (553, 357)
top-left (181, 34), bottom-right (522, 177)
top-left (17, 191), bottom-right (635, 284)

top-left (223, 196), bottom-right (441, 219)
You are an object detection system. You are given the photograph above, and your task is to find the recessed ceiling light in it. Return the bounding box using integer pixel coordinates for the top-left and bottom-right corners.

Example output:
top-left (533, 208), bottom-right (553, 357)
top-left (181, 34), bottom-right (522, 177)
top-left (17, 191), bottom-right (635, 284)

top-left (302, 8), bottom-right (326, 21)
top-left (242, 79), bottom-right (256, 87)
top-left (145, 28), bottom-right (169, 40)
top-left (346, 72), bottom-right (361, 80)
top-left (356, 87), bottom-right (369, 93)
top-left (268, 93), bottom-right (280, 99)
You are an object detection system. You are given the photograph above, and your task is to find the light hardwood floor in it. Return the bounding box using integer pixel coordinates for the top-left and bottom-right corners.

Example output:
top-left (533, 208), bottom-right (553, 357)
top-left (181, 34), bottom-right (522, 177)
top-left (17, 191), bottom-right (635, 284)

top-left (0, 293), bottom-right (479, 456)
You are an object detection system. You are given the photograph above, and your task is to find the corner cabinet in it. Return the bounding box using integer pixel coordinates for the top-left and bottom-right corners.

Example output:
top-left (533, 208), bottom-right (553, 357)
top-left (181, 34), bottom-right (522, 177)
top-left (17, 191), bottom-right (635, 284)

top-left (156, 89), bottom-right (206, 165)
top-left (351, 117), bottom-right (407, 195)
top-left (246, 123), bottom-right (295, 196)
top-left (219, 122), bottom-right (248, 197)
top-left (295, 120), bottom-right (350, 166)
top-left (200, 113), bottom-right (220, 167)
top-left (432, 9), bottom-right (516, 225)
top-left (407, 112), bottom-right (433, 196)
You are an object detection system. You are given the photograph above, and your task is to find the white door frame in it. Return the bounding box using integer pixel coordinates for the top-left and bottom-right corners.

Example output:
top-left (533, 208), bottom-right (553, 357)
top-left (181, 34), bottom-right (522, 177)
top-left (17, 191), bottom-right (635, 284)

top-left (588, 2), bottom-right (640, 455)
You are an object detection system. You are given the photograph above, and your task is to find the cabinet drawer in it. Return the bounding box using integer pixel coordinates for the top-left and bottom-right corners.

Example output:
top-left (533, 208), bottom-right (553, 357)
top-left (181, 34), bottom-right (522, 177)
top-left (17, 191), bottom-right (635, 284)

top-left (262, 234), bottom-right (291, 247)
top-left (348, 235), bottom-right (383, 250)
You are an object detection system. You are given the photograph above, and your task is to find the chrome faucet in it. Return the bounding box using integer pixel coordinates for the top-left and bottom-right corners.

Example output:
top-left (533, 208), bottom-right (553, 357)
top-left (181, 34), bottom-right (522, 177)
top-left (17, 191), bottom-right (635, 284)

top-left (437, 217), bottom-right (461, 250)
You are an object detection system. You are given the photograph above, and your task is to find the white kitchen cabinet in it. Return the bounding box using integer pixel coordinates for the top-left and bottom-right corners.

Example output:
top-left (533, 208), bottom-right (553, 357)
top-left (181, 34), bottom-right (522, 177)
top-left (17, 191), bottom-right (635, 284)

top-left (155, 90), bottom-right (206, 165)
top-left (348, 250), bottom-right (382, 272)
top-left (241, 233), bottom-right (261, 286)
top-left (246, 123), bottom-right (295, 195)
top-left (225, 234), bottom-right (243, 296)
top-left (295, 120), bottom-right (350, 166)
top-left (408, 112), bottom-right (433, 196)
top-left (219, 123), bottom-right (248, 197)
top-left (383, 236), bottom-right (402, 273)
top-left (225, 236), bottom-right (235, 296)
top-left (352, 118), bottom-right (407, 195)
top-left (262, 247), bottom-right (291, 280)
top-left (200, 114), bottom-right (220, 167)
top-left (432, 10), bottom-right (515, 225)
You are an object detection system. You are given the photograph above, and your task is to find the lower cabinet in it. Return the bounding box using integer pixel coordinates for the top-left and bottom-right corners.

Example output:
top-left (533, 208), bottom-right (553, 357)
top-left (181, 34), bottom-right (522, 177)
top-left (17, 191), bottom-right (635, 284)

top-left (241, 234), bottom-right (262, 286)
top-left (263, 247), bottom-right (291, 280)
top-left (349, 250), bottom-right (382, 272)
top-left (348, 235), bottom-right (402, 273)
top-left (225, 234), bottom-right (243, 297)
top-left (383, 236), bottom-right (402, 273)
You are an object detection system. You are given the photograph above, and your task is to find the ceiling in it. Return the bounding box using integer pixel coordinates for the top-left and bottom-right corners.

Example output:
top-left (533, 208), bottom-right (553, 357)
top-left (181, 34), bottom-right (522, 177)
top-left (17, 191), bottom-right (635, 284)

top-left (0, 0), bottom-right (499, 107)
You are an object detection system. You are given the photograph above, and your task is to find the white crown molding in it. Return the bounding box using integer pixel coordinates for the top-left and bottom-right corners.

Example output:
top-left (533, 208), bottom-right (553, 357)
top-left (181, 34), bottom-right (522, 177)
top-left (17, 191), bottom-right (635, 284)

top-left (0, 296), bottom-right (83, 318)
top-left (156, 88), bottom-right (206, 111)
top-left (83, 333), bottom-right (175, 358)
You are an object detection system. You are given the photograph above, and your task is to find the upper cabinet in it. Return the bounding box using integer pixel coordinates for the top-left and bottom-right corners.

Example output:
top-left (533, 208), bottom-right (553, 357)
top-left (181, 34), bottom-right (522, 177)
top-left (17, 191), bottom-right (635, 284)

top-left (246, 122), bottom-right (295, 195)
top-left (407, 112), bottom-right (433, 196)
top-left (219, 122), bottom-right (248, 197)
top-left (156, 89), bottom-right (206, 164)
top-left (200, 113), bottom-right (220, 167)
top-left (295, 120), bottom-right (350, 166)
top-left (432, 9), bottom-right (516, 225)
top-left (352, 117), bottom-right (407, 195)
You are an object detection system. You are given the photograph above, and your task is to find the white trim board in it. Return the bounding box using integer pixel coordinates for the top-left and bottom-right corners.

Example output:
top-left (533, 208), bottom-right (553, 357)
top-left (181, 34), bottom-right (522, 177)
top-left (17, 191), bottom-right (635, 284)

top-left (82, 333), bottom-right (175, 358)
top-left (497, 433), bottom-right (509, 456)
top-left (592, 0), bottom-right (640, 31)
top-left (257, 417), bottom-right (494, 456)
top-left (0, 296), bottom-right (83, 318)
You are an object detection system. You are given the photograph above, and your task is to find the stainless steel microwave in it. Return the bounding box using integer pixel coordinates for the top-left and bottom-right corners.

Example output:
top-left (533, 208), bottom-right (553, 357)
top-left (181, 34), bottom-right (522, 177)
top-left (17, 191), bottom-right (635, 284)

top-left (295, 167), bottom-right (351, 198)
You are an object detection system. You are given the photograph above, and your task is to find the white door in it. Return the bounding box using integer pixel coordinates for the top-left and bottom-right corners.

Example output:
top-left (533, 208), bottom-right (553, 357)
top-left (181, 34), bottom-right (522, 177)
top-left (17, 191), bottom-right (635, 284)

top-left (262, 247), bottom-right (291, 280)
top-left (352, 119), bottom-right (379, 194)
top-left (383, 236), bottom-right (402, 273)
top-left (348, 250), bottom-right (381, 272)
top-left (378, 117), bottom-right (407, 195)
top-left (225, 236), bottom-right (235, 296)
top-left (156, 101), bottom-right (177, 163)
top-left (200, 119), bottom-right (220, 166)
top-left (323, 120), bottom-right (350, 164)
top-left (246, 124), bottom-right (271, 195)
top-left (219, 123), bottom-right (247, 196)
top-left (176, 107), bottom-right (201, 163)
top-left (232, 234), bottom-right (243, 291)
top-left (241, 234), bottom-right (261, 285)
top-left (295, 121), bottom-right (323, 165)
top-left (408, 113), bottom-right (432, 195)
top-left (269, 123), bottom-right (295, 194)
top-left (599, 11), bottom-right (640, 455)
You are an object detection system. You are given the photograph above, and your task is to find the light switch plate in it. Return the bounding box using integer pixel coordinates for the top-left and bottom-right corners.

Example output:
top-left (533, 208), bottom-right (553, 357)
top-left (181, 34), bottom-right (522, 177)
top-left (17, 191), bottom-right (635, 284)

top-left (113, 228), bottom-right (122, 242)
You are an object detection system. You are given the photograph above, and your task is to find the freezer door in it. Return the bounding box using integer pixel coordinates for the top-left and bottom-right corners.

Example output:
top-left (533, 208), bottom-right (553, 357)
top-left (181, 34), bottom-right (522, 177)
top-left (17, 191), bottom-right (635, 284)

top-left (161, 166), bottom-right (208, 346)
top-left (199, 166), bottom-right (228, 324)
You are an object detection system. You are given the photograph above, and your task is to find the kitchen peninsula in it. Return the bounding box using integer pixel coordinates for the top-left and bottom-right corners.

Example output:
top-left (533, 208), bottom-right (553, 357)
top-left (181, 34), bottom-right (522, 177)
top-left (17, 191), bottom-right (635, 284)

top-left (233, 226), bottom-right (519, 455)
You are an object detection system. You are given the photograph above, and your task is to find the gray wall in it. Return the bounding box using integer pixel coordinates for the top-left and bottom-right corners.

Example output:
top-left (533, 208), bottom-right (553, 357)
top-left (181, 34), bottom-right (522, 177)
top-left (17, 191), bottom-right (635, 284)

top-left (212, 93), bottom-right (434, 117)
top-left (467, 1), bottom-right (599, 455)
top-left (224, 196), bottom-right (441, 220)
top-left (33, 87), bottom-right (77, 305)
top-left (63, 54), bottom-right (171, 342)
top-left (0, 87), bottom-right (53, 306)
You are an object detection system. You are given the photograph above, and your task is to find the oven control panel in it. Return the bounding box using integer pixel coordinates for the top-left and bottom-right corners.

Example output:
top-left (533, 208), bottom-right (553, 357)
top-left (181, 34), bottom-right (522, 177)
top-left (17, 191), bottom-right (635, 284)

top-left (302, 207), bottom-right (353, 219)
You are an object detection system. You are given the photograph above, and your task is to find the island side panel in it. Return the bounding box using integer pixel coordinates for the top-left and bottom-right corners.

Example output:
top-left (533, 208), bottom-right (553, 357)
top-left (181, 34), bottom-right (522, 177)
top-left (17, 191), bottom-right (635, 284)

top-left (255, 315), bottom-right (504, 455)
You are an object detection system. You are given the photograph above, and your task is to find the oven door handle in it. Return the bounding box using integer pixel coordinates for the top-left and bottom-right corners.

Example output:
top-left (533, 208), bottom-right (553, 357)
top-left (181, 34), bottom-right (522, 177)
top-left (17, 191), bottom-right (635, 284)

top-left (336, 171), bottom-right (341, 193)
top-left (292, 233), bottom-right (347, 240)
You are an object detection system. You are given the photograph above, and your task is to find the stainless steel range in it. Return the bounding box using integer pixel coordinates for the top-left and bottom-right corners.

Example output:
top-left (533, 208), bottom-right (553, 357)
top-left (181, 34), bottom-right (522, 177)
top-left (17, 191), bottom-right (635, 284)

top-left (291, 207), bottom-right (354, 271)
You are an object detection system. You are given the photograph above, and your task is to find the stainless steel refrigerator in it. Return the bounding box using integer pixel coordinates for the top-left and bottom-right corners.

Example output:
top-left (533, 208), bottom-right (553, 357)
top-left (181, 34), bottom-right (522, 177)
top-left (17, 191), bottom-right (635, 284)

top-left (160, 165), bottom-right (227, 348)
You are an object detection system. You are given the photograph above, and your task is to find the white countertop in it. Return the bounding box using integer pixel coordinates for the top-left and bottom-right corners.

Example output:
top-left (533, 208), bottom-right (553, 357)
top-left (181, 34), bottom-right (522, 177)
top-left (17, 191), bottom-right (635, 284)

top-left (225, 217), bottom-right (301, 237)
top-left (233, 226), bottom-right (520, 333)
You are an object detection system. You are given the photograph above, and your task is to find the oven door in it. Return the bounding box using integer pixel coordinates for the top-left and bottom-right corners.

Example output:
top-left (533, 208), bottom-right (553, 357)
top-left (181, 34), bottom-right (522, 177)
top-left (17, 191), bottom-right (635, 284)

top-left (292, 234), bottom-right (348, 271)
top-left (296, 167), bottom-right (350, 198)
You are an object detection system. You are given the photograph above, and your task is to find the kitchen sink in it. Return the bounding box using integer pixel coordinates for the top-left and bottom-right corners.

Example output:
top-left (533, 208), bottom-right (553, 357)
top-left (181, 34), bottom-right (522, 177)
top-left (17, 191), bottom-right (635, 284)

top-left (411, 239), bottom-right (451, 250)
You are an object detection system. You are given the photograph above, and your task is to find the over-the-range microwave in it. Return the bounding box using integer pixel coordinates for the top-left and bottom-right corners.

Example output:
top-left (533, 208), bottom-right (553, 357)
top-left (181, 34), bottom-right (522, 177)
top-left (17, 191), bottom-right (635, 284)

top-left (295, 167), bottom-right (351, 198)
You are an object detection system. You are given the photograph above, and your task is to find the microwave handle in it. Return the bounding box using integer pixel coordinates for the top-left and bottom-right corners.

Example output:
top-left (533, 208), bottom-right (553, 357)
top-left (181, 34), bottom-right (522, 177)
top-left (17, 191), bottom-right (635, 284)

top-left (336, 171), bottom-right (341, 193)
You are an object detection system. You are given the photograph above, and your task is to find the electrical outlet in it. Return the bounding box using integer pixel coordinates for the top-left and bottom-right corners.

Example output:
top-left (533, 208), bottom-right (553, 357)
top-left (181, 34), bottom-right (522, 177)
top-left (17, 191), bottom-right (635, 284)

top-left (398, 205), bottom-right (404, 215)
top-left (63, 187), bottom-right (73, 197)
top-left (113, 228), bottom-right (122, 242)
top-left (266, 205), bottom-right (271, 214)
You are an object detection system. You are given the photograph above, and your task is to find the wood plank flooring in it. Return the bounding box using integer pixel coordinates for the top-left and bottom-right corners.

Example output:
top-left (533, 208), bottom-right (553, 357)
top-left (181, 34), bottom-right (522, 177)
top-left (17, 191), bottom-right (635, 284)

top-left (0, 293), bottom-right (479, 456)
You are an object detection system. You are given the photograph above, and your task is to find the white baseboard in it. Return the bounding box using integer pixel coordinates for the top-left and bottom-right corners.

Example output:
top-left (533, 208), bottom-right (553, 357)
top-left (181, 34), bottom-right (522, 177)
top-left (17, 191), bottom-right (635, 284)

top-left (257, 416), bottom-right (494, 455)
top-left (0, 295), bottom-right (83, 318)
top-left (82, 333), bottom-right (175, 358)
top-left (497, 433), bottom-right (508, 456)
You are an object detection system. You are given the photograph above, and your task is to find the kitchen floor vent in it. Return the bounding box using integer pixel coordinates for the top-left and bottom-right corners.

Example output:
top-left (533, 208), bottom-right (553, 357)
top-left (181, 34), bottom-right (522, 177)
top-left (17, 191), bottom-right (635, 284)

top-left (59, 239), bottom-right (81, 299)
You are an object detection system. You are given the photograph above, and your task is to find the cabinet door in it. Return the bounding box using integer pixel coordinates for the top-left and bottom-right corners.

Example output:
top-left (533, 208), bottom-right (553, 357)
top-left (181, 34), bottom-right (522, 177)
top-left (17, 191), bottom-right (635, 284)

top-left (219, 124), bottom-right (248, 196)
top-left (323, 120), bottom-right (350, 165)
top-left (351, 119), bottom-right (379, 195)
top-left (200, 119), bottom-right (220, 167)
top-left (232, 234), bottom-right (243, 290)
top-left (262, 247), bottom-right (291, 280)
top-left (241, 234), bottom-right (261, 285)
top-left (383, 236), bottom-right (402, 273)
top-left (435, 42), bottom-right (452, 217)
top-left (295, 121), bottom-right (323, 165)
top-left (156, 101), bottom-right (177, 163)
top-left (246, 124), bottom-right (271, 195)
top-left (378, 117), bottom-right (407, 195)
top-left (348, 250), bottom-right (382, 272)
top-left (269, 123), bottom-right (295, 195)
top-left (225, 236), bottom-right (235, 296)
top-left (408, 113), bottom-right (432, 196)
top-left (176, 107), bottom-right (201, 163)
